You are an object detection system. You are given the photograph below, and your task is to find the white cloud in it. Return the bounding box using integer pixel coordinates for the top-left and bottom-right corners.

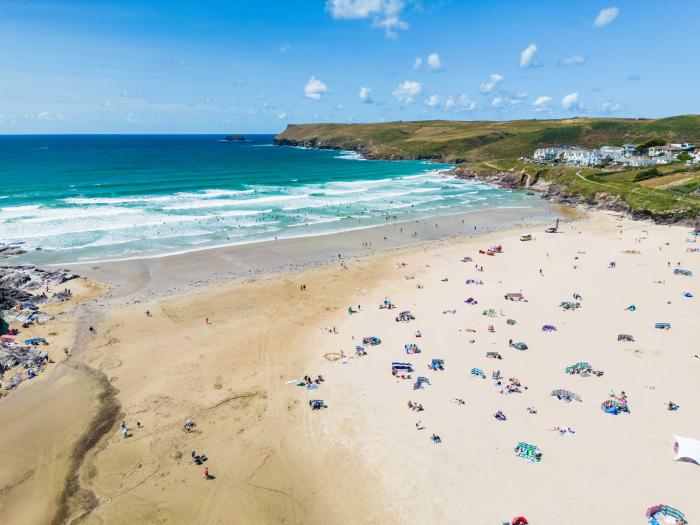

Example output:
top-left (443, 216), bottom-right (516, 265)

top-left (601, 100), bottom-right (624, 113)
top-left (519, 44), bottom-right (538, 68)
top-left (444, 95), bottom-right (476, 111)
top-left (392, 80), bottom-right (422, 103)
top-left (427, 53), bottom-right (442, 70)
top-left (532, 96), bottom-right (552, 112)
top-left (562, 92), bottom-right (581, 111)
top-left (480, 73), bottom-right (503, 93)
top-left (412, 57), bottom-right (422, 69)
top-left (358, 86), bottom-right (373, 103)
top-left (280, 43), bottom-right (291, 53)
top-left (277, 112), bottom-right (288, 119)
top-left (491, 96), bottom-right (505, 108)
top-left (425, 95), bottom-right (440, 107)
top-left (560, 54), bottom-right (586, 66)
top-left (326, 0), bottom-right (409, 38)
top-left (304, 76), bottom-right (329, 100)
top-left (373, 15), bottom-right (409, 38)
top-left (533, 95), bottom-right (552, 107)
top-left (594, 7), bottom-right (619, 28)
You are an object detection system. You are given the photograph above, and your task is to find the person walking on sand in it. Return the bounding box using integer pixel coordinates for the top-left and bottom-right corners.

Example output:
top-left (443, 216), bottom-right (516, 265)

top-left (203, 467), bottom-right (210, 479)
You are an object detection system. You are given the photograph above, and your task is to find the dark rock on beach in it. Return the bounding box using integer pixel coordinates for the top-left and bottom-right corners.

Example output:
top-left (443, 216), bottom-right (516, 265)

top-left (0, 244), bottom-right (27, 259)
top-left (0, 265), bottom-right (79, 309)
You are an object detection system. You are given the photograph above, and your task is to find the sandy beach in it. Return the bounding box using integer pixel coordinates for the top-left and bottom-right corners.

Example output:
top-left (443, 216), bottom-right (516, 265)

top-left (1, 209), bottom-right (699, 524)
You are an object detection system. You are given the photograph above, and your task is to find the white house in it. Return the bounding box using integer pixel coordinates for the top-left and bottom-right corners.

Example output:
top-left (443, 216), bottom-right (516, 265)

top-left (599, 146), bottom-right (625, 159)
top-left (671, 143), bottom-right (696, 151)
top-left (648, 145), bottom-right (683, 157)
top-left (622, 144), bottom-right (637, 156)
top-left (615, 156), bottom-right (657, 167)
top-left (653, 155), bottom-right (678, 165)
top-left (562, 149), bottom-right (601, 166)
top-left (533, 147), bottom-right (565, 161)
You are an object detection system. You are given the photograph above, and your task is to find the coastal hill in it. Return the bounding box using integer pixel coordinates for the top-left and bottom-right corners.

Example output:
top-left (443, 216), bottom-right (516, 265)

top-left (274, 116), bottom-right (700, 223)
top-left (274, 115), bottom-right (700, 162)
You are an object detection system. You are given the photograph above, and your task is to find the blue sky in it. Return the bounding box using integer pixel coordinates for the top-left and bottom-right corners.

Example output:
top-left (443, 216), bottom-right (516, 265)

top-left (1, 0), bottom-right (698, 133)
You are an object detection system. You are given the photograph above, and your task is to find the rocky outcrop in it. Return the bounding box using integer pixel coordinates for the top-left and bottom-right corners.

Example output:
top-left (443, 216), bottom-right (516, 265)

top-left (0, 265), bottom-right (78, 292)
top-left (0, 244), bottom-right (26, 260)
top-left (0, 265), bottom-right (79, 309)
top-left (224, 134), bottom-right (245, 141)
top-left (451, 166), bottom-right (542, 189)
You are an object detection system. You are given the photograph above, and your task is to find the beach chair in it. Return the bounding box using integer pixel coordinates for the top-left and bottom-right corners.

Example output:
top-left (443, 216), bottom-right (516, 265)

top-left (655, 322), bottom-right (671, 330)
top-left (617, 334), bottom-right (634, 341)
top-left (514, 442), bottom-right (542, 462)
top-left (413, 376), bottom-right (431, 390)
top-left (471, 368), bottom-right (486, 379)
top-left (673, 268), bottom-right (693, 276)
top-left (429, 358), bottom-right (444, 370)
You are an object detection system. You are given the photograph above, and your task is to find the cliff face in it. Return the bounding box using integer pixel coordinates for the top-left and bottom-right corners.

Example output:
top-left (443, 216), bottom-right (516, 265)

top-left (452, 166), bottom-right (693, 225)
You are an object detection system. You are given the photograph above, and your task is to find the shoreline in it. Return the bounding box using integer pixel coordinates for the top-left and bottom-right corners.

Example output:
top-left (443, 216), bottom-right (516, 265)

top-left (60, 203), bottom-right (574, 301)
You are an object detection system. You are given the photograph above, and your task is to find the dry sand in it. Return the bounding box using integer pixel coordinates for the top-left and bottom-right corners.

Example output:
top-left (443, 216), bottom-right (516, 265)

top-left (1, 211), bottom-right (698, 524)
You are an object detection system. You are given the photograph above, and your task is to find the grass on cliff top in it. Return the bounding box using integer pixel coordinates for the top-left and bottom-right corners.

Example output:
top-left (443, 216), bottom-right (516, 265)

top-left (276, 115), bottom-right (700, 162)
top-left (478, 158), bottom-right (700, 218)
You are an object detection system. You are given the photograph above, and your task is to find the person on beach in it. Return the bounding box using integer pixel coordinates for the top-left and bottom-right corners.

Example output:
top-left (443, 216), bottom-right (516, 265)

top-left (203, 467), bottom-right (209, 479)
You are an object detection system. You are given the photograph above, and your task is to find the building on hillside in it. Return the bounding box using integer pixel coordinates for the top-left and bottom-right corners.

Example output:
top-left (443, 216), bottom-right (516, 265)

top-left (562, 148), bottom-right (601, 166)
top-left (599, 146), bottom-right (626, 160)
top-left (653, 155), bottom-right (679, 165)
top-left (648, 145), bottom-right (683, 157)
top-left (615, 156), bottom-right (657, 167)
top-left (671, 143), bottom-right (696, 151)
top-left (533, 147), bottom-right (566, 161)
top-left (622, 144), bottom-right (637, 156)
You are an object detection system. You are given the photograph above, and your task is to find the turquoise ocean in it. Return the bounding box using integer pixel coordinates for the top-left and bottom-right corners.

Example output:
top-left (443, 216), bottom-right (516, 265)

top-left (0, 135), bottom-right (545, 264)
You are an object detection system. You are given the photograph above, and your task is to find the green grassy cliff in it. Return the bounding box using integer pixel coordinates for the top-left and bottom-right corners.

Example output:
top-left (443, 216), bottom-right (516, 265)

top-left (274, 116), bottom-right (700, 222)
top-left (274, 116), bottom-right (700, 162)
